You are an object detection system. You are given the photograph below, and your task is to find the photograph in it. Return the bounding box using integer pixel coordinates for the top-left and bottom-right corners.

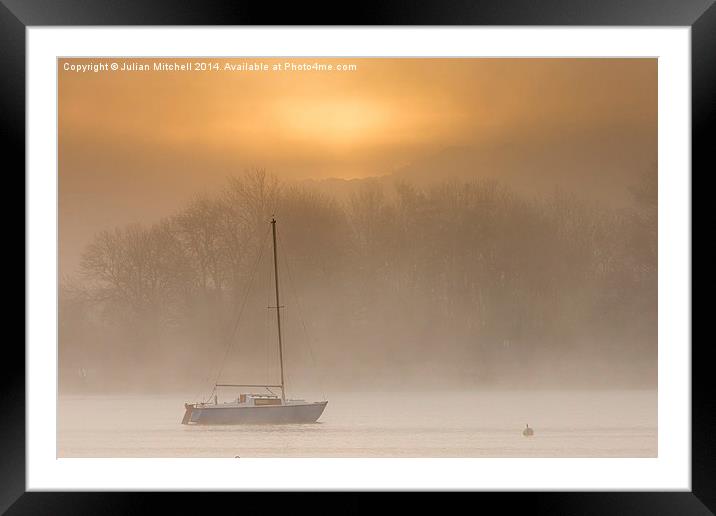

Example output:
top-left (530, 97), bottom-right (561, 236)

top-left (57, 56), bottom-right (658, 458)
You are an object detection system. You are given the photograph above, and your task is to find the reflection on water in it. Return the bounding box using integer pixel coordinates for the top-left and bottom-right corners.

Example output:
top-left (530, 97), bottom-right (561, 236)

top-left (58, 390), bottom-right (656, 457)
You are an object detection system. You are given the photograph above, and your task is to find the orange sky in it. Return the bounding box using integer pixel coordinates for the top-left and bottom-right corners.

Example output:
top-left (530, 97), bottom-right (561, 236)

top-left (59, 58), bottom-right (656, 275)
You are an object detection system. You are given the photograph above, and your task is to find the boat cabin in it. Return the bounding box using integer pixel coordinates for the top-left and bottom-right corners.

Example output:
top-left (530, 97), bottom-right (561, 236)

top-left (242, 394), bottom-right (282, 406)
top-left (199, 393), bottom-right (284, 407)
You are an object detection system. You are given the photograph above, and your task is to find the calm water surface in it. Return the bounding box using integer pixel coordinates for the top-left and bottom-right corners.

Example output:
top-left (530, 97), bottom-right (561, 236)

top-left (58, 390), bottom-right (656, 457)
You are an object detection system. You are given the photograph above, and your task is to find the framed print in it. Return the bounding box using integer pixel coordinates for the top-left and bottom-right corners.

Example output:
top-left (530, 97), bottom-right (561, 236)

top-left (6, 0), bottom-right (709, 513)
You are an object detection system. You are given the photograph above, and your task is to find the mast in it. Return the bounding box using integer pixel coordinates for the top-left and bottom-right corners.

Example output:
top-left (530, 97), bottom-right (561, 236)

top-left (270, 218), bottom-right (286, 402)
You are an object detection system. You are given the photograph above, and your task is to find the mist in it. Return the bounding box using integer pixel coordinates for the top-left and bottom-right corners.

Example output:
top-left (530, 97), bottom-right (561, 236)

top-left (59, 166), bottom-right (657, 396)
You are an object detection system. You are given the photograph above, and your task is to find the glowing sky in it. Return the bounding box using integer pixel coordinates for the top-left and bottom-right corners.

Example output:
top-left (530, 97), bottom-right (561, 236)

top-left (59, 58), bottom-right (656, 275)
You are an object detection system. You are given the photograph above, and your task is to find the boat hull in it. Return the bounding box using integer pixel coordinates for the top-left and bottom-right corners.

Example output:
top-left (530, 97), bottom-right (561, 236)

top-left (182, 401), bottom-right (327, 425)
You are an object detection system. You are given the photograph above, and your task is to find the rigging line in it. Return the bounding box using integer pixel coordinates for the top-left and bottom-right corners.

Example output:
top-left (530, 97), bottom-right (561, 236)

top-left (276, 227), bottom-right (327, 401)
top-left (204, 225), bottom-right (271, 401)
top-left (190, 374), bottom-right (210, 406)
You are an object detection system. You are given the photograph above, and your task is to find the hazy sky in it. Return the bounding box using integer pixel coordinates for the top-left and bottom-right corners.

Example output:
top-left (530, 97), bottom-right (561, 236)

top-left (59, 58), bottom-right (656, 276)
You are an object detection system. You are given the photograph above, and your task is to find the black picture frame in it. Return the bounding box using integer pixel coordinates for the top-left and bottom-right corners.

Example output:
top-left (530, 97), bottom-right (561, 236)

top-left (4, 0), bottom-right (708, 513)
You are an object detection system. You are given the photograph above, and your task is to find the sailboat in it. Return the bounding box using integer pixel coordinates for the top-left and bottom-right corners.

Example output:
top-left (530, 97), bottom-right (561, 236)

top-left (182, 218), bottom-right (328, 425)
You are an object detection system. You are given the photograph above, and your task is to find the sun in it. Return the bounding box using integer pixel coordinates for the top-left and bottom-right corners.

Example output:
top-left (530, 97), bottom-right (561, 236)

top-left (273, 98), bottom-right (391, 147)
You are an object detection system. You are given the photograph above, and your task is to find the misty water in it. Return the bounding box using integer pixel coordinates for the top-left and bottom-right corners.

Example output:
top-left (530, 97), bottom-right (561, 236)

top-left (58, 390), bottom-right (656, 457)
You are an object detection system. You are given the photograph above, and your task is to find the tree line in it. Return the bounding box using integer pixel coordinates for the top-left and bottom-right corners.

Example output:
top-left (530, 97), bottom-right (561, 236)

top-left (59, 169), bottom-right (657, 392)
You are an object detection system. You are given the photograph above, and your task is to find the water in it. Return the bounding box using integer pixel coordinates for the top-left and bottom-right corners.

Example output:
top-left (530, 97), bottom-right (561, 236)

top-left (58, 390), bottom-right (656, 457)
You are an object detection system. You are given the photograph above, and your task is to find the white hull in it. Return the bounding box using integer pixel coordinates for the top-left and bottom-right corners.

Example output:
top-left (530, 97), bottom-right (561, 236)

top-left (182, 400), bottom-right (327, 425)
